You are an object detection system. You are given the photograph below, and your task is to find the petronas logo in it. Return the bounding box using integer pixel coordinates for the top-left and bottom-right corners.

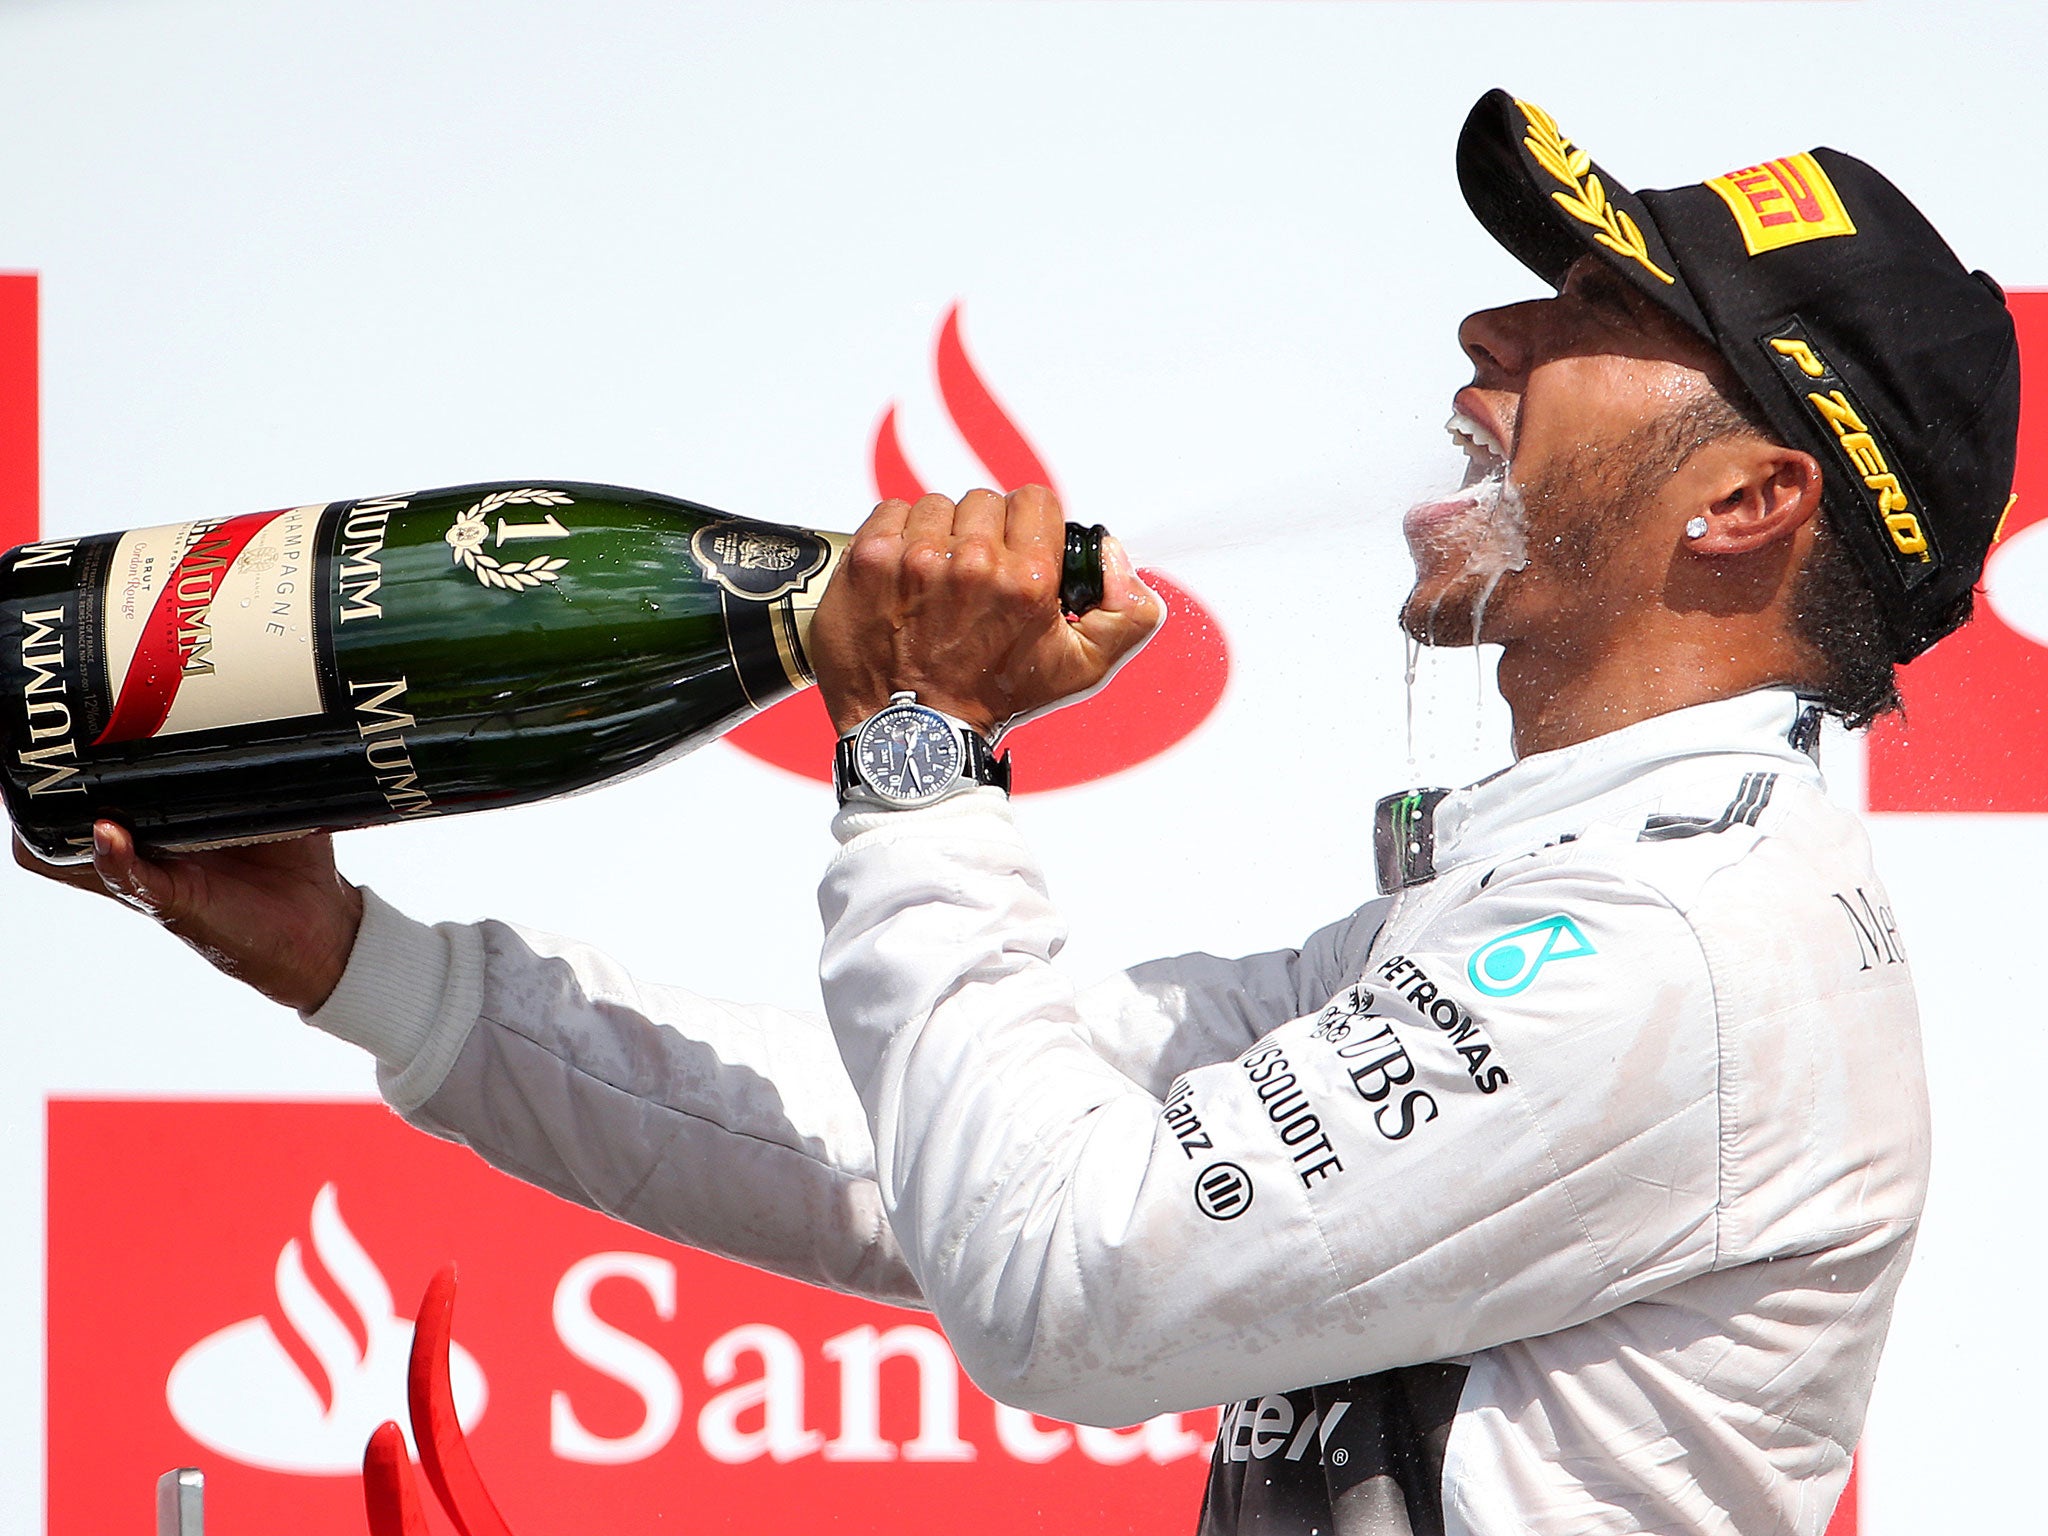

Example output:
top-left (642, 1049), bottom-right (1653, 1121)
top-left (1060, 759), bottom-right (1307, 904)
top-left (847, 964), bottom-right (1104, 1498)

top-left (1466, 915), bottom-right (1596, 998)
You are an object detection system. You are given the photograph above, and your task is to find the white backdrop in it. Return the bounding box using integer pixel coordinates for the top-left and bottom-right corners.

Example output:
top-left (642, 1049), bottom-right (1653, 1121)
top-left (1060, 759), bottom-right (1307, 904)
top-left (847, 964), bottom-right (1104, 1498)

top-left (2, 2), bottom-right (2045, 1530)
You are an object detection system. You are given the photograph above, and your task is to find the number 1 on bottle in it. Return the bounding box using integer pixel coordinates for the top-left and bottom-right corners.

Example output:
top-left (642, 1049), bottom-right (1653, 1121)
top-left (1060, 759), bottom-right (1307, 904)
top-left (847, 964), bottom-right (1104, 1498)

top-left (495, 515), bottom-right (571, 546)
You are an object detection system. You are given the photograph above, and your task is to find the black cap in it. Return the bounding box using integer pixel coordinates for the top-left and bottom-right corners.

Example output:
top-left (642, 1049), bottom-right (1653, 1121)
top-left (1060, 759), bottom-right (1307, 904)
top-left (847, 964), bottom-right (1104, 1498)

top-left (1456, 89), bottom-right (2021, 663)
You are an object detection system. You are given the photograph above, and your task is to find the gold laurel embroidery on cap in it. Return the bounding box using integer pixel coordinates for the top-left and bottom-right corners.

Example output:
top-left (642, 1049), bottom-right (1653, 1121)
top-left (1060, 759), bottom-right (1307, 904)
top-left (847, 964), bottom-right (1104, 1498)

top-left (1514, 99), bottom-right (1675, 286)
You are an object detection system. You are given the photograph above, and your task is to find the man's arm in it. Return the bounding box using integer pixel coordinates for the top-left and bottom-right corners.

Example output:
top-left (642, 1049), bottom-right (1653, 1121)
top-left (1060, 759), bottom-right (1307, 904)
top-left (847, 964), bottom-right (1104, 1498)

top-left (819, 816), bottom-right (1723, 1427)
top-left (15, 822), bottom-right (931, 1300)
top-left (308, 884), bottom-right (928, 1302)
top-left (322, 882), bottom-right (1383, 1294)
top-left (14, 812), bottom-right (1376, 1305)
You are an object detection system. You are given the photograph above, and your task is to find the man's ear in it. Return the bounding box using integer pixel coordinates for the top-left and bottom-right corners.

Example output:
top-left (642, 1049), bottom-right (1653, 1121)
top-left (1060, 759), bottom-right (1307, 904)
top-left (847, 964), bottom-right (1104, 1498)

top-left (1681, 440), bottom-right (1823, 555)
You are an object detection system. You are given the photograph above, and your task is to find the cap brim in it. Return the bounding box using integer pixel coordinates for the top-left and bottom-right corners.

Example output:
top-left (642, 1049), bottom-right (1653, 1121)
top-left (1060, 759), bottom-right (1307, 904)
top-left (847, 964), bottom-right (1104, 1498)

top-left (1457, 90), bottom-right (1712, 339)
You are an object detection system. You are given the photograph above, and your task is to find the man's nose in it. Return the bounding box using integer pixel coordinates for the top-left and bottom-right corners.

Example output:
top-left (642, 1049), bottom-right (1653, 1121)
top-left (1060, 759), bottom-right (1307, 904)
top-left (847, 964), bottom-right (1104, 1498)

top-left (1458, 301), bottom-right (1540, 384)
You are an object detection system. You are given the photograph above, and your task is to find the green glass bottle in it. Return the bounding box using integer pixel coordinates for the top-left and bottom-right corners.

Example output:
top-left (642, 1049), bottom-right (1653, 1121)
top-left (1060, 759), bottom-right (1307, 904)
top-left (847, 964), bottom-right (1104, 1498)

top-left (0, 481), bottom-right (1108, 863)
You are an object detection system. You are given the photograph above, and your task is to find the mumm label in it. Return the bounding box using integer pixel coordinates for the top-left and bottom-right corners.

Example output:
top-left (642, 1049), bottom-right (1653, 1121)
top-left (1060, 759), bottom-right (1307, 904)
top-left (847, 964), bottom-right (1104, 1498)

top-left (337, 497), bottom-right (407, 624)
top-left (349, 677), bottom-right (436, 817)
top-left (13, 553), bottom-right (85, 797)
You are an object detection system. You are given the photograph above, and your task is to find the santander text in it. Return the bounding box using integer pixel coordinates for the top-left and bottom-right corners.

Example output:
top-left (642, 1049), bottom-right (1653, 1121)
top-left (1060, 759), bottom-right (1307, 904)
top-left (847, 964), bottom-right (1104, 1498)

top-left (547, 1252), bottom-right (1213, 1469)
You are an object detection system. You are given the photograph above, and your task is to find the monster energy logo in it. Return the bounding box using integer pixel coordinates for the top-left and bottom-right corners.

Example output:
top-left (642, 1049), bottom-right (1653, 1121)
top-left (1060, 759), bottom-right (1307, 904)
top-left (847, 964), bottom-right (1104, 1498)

top-left (1373, 786), bottom-right (1450, 894)
top-left (1392, 792), bottom-right (1425, 837)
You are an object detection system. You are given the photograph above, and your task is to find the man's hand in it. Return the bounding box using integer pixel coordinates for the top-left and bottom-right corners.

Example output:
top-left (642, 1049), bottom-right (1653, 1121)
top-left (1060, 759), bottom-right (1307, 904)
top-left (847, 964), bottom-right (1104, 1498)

top-left (11, 822), bottom-right (364, 1013)
top-left (810, 486), bottom-right (1164, 738)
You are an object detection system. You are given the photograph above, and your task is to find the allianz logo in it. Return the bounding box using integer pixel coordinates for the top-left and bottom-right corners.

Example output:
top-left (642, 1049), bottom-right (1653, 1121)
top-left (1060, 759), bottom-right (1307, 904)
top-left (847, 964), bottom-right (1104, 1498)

top-left (166, 1183), bottom-right (1212, 1476)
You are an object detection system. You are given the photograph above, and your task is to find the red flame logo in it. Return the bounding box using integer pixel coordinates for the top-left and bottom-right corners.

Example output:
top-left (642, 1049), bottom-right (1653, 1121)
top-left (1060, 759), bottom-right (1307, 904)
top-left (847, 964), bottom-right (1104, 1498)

top-left (263, 1184), bottom-right (374, 1415)
top-left (726, 303), bottom-right (1228, 791)
top-left (163, 1183), bottom-right (485, 1475)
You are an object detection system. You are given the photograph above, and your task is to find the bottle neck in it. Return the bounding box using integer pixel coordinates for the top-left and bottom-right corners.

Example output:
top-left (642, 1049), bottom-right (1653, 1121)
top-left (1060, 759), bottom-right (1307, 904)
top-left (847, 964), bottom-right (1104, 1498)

top-left (1060, 523), bottom-right (1106, 615)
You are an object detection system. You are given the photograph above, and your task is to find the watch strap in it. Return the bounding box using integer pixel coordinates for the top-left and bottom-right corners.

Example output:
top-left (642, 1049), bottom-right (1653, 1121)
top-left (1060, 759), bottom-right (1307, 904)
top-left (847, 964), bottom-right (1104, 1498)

top-left (963, 729), bottom-right (1013, 795)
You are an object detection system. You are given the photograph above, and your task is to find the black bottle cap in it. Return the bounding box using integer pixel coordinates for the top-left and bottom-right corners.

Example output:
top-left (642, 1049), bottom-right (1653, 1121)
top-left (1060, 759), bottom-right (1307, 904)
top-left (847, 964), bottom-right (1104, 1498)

top-left (1059, 523), bottom-right (1107, 615)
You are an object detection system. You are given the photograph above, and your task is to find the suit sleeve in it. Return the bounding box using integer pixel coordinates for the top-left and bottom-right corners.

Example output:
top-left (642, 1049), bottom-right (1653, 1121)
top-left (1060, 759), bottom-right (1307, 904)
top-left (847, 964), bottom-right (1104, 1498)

top-left (818, 796), bottom-right (1724, 1426)
top-left (305, 887), bottom-right (925, 1303)
top-left (303, 832), bottom-right (1376, 1308)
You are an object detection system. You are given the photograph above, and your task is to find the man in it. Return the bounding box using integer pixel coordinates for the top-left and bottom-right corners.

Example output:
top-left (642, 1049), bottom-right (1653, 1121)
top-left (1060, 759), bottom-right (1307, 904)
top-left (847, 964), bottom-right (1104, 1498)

top-left (17, 91), bottom-right (2020, 1535)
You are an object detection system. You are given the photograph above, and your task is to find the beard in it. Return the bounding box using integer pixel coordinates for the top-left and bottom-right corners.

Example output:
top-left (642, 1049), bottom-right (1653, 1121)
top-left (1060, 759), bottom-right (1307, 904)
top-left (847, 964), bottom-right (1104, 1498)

top-left (1399, 439), bottom-right (1662, 648)
top-left (1397, 466), bottom-right (1533, 649)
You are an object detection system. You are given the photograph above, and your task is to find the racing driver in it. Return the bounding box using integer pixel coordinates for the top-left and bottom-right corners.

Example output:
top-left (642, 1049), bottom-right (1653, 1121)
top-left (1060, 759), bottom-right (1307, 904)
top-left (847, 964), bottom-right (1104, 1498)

top-left (18, 91), bottom-right (2021, 1535)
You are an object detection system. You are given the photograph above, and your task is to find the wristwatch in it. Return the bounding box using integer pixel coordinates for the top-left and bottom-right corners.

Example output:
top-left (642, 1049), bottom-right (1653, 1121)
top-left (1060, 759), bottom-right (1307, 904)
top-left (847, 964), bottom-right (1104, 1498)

top-left (833, 692), bottom-right (1012, 809)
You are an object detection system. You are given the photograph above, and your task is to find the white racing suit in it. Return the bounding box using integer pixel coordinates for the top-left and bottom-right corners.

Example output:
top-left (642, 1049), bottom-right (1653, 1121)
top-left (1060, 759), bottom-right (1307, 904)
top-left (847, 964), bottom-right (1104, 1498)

top-left (308, 688), bottom-right (1927, 1536)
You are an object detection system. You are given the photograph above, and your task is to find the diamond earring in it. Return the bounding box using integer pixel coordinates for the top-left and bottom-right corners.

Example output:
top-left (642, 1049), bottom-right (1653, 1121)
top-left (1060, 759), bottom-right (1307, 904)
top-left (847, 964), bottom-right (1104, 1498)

top-left (1684, 516), bottom-right (1709, 540)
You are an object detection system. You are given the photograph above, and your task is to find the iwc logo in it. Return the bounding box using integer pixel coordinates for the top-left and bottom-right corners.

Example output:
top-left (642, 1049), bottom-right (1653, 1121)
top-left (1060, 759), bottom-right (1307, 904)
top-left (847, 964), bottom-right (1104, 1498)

top-left (690, 520), bottom-right (831, 602)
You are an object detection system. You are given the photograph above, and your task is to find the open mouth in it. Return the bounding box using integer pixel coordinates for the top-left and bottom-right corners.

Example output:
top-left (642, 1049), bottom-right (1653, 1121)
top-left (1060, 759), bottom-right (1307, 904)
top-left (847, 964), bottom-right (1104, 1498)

top-left (1403, 411), bottom-right (1511, 547)
top-left (1446, 409), bottom-right (1509, 488)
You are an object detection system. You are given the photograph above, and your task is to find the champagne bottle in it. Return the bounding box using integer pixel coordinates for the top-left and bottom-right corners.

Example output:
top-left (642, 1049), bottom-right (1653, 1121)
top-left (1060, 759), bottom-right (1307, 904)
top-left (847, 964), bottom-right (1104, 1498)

top-left (0, 481), bottom-right (1108, 863)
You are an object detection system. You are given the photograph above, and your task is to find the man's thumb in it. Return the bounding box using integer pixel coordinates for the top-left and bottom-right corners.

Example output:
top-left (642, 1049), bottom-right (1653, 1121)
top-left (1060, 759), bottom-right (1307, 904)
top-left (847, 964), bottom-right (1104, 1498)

top-left (92, 820), bottom-right (175, 918)
top-left (1071, 535), bottom-right (1168, 663)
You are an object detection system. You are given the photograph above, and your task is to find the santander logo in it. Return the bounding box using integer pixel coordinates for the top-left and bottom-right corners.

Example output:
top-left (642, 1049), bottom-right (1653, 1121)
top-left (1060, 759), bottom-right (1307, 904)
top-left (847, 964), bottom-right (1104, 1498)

top-left (52, 1094), bottom-right (1220, 1534)
top-left (164, 1183), bottom-right (486, 1475)
top-left (726, 303), bottom-right (1229, 791)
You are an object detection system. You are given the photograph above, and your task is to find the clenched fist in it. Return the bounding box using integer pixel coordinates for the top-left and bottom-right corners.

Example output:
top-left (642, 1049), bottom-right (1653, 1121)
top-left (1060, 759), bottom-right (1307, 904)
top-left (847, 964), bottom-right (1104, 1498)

top-left (809, 486), bottom-right (1164, 739)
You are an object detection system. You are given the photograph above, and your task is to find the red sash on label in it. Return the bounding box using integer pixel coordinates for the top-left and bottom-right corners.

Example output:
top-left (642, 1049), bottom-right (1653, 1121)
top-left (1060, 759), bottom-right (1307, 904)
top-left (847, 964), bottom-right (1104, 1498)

top-left (94, 508), bottom-right (290, 745)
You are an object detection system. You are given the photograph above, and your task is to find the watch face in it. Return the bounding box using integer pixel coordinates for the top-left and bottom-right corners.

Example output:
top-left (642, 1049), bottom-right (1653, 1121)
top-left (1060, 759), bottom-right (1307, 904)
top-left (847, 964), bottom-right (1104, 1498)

top-left (854, 705), bottom-right (965, 805)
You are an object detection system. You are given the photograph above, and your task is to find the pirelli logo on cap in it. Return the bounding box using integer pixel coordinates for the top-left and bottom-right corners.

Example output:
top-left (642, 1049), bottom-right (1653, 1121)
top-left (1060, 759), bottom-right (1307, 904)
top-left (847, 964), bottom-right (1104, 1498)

top-left (1708, 155), bottom-right (1857, 255)
top-left (1763, 320), bottom-right (1937, 588)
